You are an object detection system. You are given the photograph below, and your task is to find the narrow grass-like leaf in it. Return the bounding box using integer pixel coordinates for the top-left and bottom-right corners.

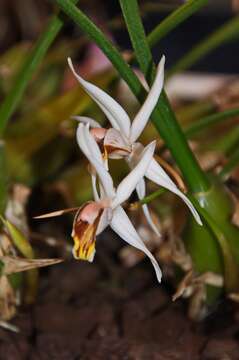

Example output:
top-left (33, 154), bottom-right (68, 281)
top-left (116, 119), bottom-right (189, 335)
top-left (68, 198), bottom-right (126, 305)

top-left (212, 126), bottom-right (239, 155)
top-left (185, 106), bottom-right (239, 138)
top-left (147, 0), bottom-right (208, 48)
top-left (168, 15), bottom-right (239, 77)
top-left (0, 0), bottom-right (80, 137)
top-left (219, 147), bottom-right (239, 180)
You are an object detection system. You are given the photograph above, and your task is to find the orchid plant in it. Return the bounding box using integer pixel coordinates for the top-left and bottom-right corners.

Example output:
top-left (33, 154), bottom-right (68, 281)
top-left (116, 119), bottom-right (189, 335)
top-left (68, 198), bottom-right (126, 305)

top-left (68, 57), bottom-right (202, 232)
top-left (36, 124), bottom-right (162, 282)
top-left (36, 56), bottom-right (202, 284)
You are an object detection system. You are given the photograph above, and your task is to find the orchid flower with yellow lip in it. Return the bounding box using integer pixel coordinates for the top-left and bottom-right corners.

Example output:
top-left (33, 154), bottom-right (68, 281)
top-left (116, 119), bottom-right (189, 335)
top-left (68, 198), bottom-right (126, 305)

top-left (36, 124), bottom-right (162, 282)
top-left (68, 57), bottom-right (202, 232)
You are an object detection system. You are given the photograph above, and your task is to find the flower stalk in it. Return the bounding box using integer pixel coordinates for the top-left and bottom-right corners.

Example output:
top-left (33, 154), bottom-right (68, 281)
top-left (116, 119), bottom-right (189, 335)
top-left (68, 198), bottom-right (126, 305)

top-left (185, 178), bottom-right (239, 295)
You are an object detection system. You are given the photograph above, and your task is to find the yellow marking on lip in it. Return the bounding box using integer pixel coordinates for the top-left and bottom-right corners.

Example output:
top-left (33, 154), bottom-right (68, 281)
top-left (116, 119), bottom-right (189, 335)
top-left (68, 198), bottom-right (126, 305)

top-left (72, 224), bottom-right (96, 261)
top-left (73, 235), bottom-right (96, 261)
top-left (72, 207), bottom-right (103, 262)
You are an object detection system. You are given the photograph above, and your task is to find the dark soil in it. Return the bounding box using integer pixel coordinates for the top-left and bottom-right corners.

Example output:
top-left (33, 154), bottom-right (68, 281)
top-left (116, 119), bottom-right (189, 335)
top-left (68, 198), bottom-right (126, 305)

top-left (1, 232), bottom-right (239, 360)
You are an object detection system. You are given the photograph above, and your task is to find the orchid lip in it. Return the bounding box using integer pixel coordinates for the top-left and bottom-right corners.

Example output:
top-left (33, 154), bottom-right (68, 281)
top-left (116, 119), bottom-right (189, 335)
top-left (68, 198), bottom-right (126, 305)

top-left (72, 202), bottom-right (104, 262)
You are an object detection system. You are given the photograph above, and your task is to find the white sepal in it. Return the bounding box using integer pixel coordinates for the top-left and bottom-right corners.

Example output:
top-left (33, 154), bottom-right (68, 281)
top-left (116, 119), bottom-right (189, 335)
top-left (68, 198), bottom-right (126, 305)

top-left (112, 141), bottom-right (156, 208)
top-left (73, 116), bottom-right (101, 128)
top-left (130, 56), bottom-right (165, 143)
top-left (68, 58), bottom-right (131, 138)
top-left (91, 173), bottom-right (100, 201)
top-left (77, 124), bottom-right (115, 197)
top-left (146, 158), bottom-right (202, 225)
top-left (110, 205), bottom-right (162, 283)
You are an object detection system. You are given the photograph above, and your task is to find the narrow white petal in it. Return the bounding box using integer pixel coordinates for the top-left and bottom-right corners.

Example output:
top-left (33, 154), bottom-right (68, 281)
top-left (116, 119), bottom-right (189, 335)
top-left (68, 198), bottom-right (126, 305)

top-left (146, 158), bottom-right (202, 225)
top-left (136, 179), bottom-right (161, 236)
top-left (112, 141), bottom-right (156, 208)
top-left (130, 56), bottom-right (165, 143)
top-left (83, 124), bottom-right (104, 164)
top-left (73, 116), bottom-right (102, 128)
top-left (110, 206), bottom-right (162, 283)
top-left (68, 58), bottom-right (131, 138)
top-left (77, 124), bottom-right (115, 197)
top-left (76, 124), bottom-right (94, 161)
top-left (91, 159), bottom-right (115, 198)
top-left (91, 173), bottom-right (100, 201)
top-left (83, 124), bottom-right (109, 171)
top-left (83, 127), bottom-right (115, 198)
top-left (77, 123), bottom-right (104, 165)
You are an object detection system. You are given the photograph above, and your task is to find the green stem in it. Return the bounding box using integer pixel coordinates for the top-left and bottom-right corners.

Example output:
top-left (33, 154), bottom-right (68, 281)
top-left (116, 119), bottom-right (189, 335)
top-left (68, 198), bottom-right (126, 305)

top-left (140, 188), bottom-right (166, 205)
top-left (147, 0), bottom-right (208, 48)
top-left (120, 0), bottom-right (155, 83)
top-left (168, 15), bottom-right (239, 77)
top-left (0, 0), bottom-right (80, 137)
top-left (119, 0), bottom-right (210, 192)
top-left (185, 106), bottom-right (239, 138)
top-left (219, 147), bottom-right (239, 180)
top-left (55, 0), bottom-right (210, 193)
top-left (120, 0), bottom-right (209, 192)
top-left (189, 191), bottom-right (239, 292)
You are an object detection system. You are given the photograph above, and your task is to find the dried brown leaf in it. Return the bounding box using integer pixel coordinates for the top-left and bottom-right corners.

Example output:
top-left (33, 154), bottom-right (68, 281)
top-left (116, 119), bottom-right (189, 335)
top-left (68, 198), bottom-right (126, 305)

top-left (0, 256), bottom-right (63, 275)
top-left (34, 207), bottom-right (79, 219)
top-left (0, 276), bottom-right (16, 321)
top-left (172, 270), bottom-right (193, 301)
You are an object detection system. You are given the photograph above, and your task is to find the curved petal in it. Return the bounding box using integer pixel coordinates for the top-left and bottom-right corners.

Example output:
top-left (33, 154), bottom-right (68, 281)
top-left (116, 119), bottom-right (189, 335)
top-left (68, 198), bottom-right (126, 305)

top-left (91, 173), bottom-right (100, 201)
top-left (146, 158), bottom-right (202, 225)
top-left (136, 178), bottom-right (161, 236)
top-left (77, 124), bottom-right (115, 197)
top-left (68, 58), bottom-right (131, 138)
top-left (83, 127), bottom-right (115, 198)
top-left (130, 56), bottom-right (165, 143)
top-left (91, 159), bottom-right (114, 199)
top-left (73, 116), bottom-right (102, 128)
top-left (112, 141), bottom-right (156, 208)
top-left (110, 206), bottom-right (162, 283)
top-left (83, 123), bottom-right (110, 170)
top-left (77, 123), bottom-right (103, 164)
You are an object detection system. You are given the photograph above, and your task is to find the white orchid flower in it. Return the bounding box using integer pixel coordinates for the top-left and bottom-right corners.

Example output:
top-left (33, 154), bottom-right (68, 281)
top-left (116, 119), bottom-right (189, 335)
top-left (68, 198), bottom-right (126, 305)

top-left (68, 57), bottom-right (202, 230)
top-left (36, 124), bottom-right (162, 283)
